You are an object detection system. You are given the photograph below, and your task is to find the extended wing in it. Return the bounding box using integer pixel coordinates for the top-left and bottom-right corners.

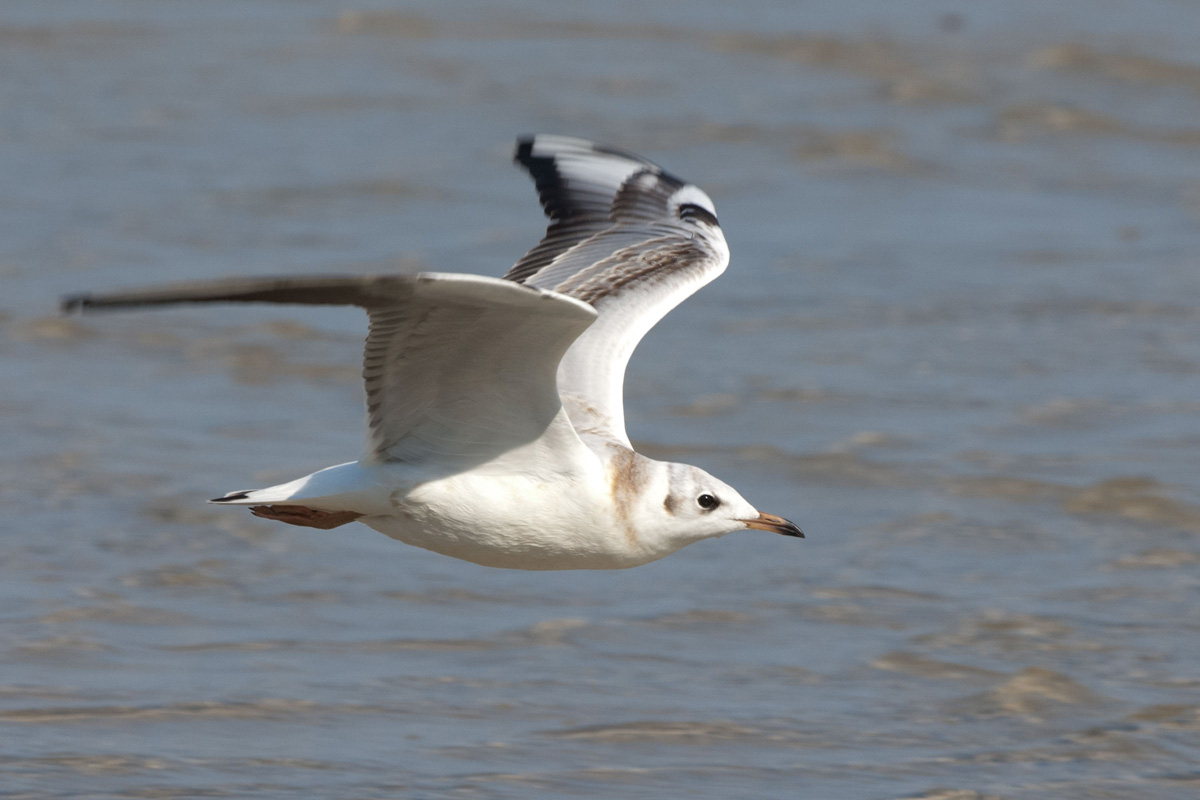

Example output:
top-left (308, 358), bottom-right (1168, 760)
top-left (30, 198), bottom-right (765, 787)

top-left (64, 273), bottom-right (598, 469)
top-left (506, 135), bottom-right (730, 449)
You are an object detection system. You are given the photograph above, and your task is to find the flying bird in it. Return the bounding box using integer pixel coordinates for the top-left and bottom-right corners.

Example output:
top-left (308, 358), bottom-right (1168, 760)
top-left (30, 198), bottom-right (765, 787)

top-left (62, 135), bottom-right (802, 569)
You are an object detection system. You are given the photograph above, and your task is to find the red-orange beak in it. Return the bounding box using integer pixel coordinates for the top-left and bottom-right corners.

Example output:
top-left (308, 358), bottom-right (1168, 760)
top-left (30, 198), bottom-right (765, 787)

top-left (740, 512), bottom-right (804, 538)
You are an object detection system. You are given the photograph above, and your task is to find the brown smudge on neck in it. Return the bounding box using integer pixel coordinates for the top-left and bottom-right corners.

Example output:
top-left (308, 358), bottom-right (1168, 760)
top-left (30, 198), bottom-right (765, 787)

top-left (607, 446), bottom-right (645, 547)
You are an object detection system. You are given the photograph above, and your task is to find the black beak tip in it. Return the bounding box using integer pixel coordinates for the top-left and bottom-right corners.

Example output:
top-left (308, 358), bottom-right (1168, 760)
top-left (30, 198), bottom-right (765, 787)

top-left (742, 513), bottom-right (805, 539)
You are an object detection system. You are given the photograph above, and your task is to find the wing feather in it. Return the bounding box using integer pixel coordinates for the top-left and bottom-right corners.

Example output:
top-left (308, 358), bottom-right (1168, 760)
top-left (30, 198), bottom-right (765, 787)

top-left (64, 273), bottom-right (598, 467)
top-left (506, 135), bottom-right (730, 447)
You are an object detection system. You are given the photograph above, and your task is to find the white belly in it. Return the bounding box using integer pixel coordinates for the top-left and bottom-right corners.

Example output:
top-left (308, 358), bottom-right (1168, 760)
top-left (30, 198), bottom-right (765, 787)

top-left (362, 469), bottom-right (653, 570)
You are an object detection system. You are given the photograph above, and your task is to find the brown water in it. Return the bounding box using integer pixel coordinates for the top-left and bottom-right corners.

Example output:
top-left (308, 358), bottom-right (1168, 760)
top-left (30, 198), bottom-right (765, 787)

top-left (3, 2), bottom-right (1200, 798)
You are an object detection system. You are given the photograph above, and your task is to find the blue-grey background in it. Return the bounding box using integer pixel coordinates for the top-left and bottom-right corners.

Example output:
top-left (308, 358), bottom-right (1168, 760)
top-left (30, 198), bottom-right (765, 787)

top-left (3, 2), bottom-right (1200, 798)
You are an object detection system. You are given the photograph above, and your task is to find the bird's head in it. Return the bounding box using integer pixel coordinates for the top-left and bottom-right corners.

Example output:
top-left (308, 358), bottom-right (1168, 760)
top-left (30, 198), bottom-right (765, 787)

top-left (625, 458), bottom-right (802, 560)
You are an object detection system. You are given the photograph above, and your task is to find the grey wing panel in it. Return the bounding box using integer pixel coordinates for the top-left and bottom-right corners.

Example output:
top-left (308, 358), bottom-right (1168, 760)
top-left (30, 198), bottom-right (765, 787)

top-left (504, 135), bottom-right (732, 448)
top-left (61, 274), bottom-right (417, 313)
top-left (507, 135), bottom-right (690, 284)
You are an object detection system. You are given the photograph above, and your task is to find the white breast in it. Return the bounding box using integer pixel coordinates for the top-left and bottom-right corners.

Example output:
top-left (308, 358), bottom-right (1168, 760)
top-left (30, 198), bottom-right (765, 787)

top-left (361, 458), bottom-right (664, 570)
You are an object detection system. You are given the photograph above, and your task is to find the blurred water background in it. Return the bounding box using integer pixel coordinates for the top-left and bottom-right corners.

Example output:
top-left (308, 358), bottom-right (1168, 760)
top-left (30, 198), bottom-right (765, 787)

top-left (3, 1), bottom-right (1200, 798)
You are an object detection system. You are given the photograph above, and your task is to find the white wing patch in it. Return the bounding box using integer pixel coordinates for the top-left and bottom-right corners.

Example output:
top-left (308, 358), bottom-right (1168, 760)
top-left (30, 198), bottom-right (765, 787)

top-left (360, 274), bottom-right (596, 465)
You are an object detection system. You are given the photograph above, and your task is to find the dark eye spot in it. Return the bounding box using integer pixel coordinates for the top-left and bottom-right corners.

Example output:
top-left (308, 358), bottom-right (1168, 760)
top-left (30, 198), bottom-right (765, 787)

top-left (697, 493), bottom-right (719, 510)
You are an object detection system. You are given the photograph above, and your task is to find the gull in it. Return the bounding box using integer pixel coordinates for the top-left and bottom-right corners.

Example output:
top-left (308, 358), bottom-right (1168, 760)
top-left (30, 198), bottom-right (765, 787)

top-left (62, 135), bottom-right (802, 570)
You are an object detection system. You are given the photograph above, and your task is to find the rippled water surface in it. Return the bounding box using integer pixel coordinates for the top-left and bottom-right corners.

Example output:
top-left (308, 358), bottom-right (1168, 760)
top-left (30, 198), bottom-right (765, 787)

top-left (4, 2), bottom-right (1200, 798)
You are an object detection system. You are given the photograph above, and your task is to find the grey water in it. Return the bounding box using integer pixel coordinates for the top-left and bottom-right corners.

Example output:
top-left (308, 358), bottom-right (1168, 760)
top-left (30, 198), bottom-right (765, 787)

top-left (3, 1), bottom-right (1200, 798)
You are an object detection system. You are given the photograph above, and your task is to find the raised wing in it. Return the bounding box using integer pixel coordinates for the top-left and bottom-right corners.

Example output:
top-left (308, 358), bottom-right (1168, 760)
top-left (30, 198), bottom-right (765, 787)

top-left (506, 135), bottom-right (730, 448)
top-left (63, 273), bottom-right (598, 468)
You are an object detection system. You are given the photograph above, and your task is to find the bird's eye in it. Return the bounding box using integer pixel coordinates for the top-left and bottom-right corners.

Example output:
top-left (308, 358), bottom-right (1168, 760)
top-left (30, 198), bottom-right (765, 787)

top-left (697, 493), bottom-right (719, 510)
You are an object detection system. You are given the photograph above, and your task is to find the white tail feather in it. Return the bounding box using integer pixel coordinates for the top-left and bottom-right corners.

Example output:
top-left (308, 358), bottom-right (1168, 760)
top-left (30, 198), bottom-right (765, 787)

top-left (210, 461), bottom-right (389, 514)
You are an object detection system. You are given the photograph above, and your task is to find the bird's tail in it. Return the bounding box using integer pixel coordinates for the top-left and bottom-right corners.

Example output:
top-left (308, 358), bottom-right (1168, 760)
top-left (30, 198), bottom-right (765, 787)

top-left (209, 461), bottom-right (386, 513)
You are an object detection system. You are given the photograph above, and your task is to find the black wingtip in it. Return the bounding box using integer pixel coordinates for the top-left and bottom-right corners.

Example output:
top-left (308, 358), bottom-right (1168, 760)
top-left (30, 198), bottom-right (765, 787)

top-left (60, 294), bottom-right (89, 315)
top-left (678, 202), bottom-right (720, 228)
top-left (210, 490), bottom-right (252, 503)
top-left (514, 135), bottom-right (536, 164)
